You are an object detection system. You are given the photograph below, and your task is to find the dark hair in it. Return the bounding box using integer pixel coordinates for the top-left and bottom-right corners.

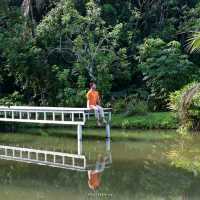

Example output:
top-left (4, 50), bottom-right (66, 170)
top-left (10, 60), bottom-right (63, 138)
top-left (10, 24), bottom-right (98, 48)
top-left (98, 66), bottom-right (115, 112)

top-left (89, 82), bottom-right (95, 88)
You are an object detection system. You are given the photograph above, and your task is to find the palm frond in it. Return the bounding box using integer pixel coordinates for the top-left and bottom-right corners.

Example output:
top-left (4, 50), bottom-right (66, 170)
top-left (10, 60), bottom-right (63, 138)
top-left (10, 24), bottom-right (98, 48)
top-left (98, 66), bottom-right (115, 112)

top-left (186, 32), bottom-right (200, 54)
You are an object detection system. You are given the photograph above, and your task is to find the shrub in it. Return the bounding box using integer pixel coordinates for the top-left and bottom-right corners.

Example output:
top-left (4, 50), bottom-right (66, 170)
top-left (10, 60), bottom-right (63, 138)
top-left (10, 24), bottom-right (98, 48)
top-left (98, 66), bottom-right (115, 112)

top-left (0, 92), bottom-right (23, 106)
top-left (125, 98), bottom-right (149, 116)
top-left (169, 82), bottom-right (200, 130)
top-left (112, 98), bottom-right (126, 114)
top-left (138, 38), bottom-right (197, 111)
top-left (169, 82), bottom-right (200, 112)
top-left (121, 119), bottom-right (130, 129)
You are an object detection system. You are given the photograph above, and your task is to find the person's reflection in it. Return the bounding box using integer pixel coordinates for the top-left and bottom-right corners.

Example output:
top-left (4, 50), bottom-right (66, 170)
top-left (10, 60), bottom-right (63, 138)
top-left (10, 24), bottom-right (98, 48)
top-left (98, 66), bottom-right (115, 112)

top-left (87, 154), bottom-right (108, 190)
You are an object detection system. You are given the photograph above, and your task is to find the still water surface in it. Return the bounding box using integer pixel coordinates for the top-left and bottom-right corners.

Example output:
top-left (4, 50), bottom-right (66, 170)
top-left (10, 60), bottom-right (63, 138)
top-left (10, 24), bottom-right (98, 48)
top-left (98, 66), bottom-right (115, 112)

top-left (0, 128), bottom-right (199, 200)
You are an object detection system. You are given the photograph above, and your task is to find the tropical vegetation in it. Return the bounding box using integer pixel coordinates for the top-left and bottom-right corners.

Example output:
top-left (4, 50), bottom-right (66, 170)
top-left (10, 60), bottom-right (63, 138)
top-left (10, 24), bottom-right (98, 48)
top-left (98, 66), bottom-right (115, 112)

top-left (1, 0), bottom-right (200, 122)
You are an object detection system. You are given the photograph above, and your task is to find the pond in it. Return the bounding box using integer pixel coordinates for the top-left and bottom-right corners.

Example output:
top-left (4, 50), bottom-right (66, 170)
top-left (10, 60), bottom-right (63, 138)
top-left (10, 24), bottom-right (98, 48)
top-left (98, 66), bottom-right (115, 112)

top-left (0, 128), bottom-right (199, 200)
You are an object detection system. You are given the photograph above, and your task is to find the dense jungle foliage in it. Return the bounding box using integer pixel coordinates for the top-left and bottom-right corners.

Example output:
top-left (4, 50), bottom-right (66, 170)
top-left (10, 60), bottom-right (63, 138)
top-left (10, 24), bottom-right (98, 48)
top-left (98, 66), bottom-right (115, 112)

top-left (1, 0), bottom-right (200, 111)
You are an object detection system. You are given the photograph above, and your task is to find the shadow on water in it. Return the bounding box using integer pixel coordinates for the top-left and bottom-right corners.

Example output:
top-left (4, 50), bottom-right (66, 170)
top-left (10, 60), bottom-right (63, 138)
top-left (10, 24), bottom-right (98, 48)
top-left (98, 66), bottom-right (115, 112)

top-left (0, 123), bottom-right (178, 144)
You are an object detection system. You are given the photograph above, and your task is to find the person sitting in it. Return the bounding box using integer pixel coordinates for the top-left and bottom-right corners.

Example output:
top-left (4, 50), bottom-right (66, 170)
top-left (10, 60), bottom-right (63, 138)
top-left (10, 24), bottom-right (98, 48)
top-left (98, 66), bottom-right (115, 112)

top-left (86, 82), bottom-right (107, 126)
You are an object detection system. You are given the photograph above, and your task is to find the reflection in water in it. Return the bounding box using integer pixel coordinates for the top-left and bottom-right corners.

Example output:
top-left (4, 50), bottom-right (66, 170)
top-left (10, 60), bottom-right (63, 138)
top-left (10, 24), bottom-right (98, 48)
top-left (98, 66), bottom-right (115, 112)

top-left (87, 137), bottom-right (112, 190)
top-left (0, 129), bottom-right (113, 191)
top-left (88, 154), bottom-right (106, 190)
top-left (87, 153), bottom-right (112, 190)
top-left (1, 129), bottom-right (200, 199)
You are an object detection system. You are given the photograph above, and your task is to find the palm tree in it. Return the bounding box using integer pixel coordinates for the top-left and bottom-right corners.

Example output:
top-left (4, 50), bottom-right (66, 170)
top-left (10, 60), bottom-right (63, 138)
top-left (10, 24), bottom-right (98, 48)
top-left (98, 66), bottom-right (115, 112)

top-left (184, 33), bottom-right (200, 131)
top-left (186, 32), bottom-right (200, 53)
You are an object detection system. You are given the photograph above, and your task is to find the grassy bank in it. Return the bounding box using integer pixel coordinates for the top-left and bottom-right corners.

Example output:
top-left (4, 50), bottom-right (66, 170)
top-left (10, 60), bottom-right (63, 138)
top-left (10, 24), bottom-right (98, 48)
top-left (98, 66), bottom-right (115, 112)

top-left (86, 112), bottom-right (178, 129)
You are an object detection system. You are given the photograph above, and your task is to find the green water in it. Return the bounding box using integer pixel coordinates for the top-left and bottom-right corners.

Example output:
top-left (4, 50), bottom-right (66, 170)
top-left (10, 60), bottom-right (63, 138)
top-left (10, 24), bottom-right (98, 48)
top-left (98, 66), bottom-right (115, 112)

top-left (0, 128), bottom-right (199, 200)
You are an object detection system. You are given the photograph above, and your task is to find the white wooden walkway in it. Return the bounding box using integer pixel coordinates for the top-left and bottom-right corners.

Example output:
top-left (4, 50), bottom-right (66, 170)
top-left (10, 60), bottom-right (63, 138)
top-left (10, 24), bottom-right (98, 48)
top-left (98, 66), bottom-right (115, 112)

top-left (0, 106), bottom-right (112, 155)
top-left (0, 106), bottom-right (111, 125)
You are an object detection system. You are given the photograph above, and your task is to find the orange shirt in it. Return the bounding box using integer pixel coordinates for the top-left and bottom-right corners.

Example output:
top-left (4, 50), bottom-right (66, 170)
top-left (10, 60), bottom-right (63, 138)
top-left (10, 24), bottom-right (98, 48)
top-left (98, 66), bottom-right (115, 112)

top-left (86, 90), bottom-right (100, 106)
top-left (88, 172), bottom-right (101, 190)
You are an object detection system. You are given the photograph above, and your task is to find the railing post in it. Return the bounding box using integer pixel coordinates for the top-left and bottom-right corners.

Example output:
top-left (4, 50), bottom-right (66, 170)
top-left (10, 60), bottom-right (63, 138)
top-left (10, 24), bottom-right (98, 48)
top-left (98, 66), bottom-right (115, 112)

top-left (62, 112), bottom-right (64, 121)
top-left (36, 112), bottom-right (38, 120)
top-left (53, 155), bottom-right (56, 163)
top-left (45, 154), bottom-right (47, 162)
top-left (83, 112), bottom-right (86, 124)
top-left (83, 157), bottom-right (86, 169)
top-left (62, 156), bottom-right (65, 165)
top-left (108, 111), bottom-right (112, 122)
top-left (77, 124), bottom-right (83, 155)
top-left (106, 123), bottom-right (111, 138)
top-left (72, 113), bottom-right (74, 122)
top-left (106, 137), bottom-right (111, 152)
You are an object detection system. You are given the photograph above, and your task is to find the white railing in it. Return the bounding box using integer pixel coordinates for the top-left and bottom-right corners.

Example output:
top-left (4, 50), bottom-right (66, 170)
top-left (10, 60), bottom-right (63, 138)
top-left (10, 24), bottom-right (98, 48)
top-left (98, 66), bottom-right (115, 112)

top-left (0, 106), bottom-right (86, 125)
top-left (0, 106), bottom-right (112, 125)
top-left (0, 106), bottom-right (112, 155)
top-left (0, 145), bottom-right (86, 171)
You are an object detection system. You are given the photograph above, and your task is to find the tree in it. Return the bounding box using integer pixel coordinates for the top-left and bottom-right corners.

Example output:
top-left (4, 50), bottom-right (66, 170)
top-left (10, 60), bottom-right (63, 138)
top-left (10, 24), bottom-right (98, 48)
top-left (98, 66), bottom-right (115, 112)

top-left (138, 38), bottom-right (197, 110)
top-left (1, 0), bottom-right (200, 108)
top-left (36, 0), bottom-right (130, 104)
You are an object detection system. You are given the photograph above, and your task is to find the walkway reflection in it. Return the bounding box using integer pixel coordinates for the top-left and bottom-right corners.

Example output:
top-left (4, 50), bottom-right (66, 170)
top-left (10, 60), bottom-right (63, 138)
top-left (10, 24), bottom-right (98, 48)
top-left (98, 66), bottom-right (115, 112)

top-left (0, 132), bottom-right (112, 189)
